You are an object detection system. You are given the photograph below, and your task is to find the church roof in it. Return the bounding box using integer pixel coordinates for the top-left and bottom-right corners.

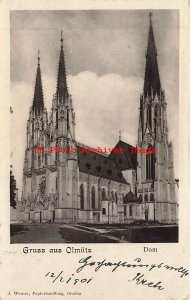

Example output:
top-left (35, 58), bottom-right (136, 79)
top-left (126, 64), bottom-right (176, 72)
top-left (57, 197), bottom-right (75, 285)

top-left (123, 191), bottom-right (141, 204)
top-left (143, 13), bottom-right (161, 97)
top-left (76, 139), bottom-right (137, 184)
top-left (109, 140), bottom-right (137, 170)
top-left (32, 52), bottom-right (44, 115)
top-left (77, 144), bottom-right (129, 184)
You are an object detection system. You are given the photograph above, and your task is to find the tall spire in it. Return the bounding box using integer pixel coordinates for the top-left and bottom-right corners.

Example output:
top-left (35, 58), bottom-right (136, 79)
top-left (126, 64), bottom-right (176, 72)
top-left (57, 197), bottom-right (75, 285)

top-left (32, 50), bottom-right (44, 115)
top-left (119, 129), bottom-right (122, 141)
top-left (56, 31), bottom-right (68, 102)
top-left (144, 13), bottom-right (161, 97)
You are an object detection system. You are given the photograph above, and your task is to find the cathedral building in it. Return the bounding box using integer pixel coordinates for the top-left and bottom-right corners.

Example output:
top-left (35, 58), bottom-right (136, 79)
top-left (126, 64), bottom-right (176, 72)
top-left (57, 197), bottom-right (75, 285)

top-left (18, 15), bottom-right (178, 224)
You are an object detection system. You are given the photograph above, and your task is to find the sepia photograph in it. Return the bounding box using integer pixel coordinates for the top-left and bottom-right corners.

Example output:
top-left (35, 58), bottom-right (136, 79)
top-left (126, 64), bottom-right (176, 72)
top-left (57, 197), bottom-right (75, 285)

top-left (10, 10), bottom-right (179, 243)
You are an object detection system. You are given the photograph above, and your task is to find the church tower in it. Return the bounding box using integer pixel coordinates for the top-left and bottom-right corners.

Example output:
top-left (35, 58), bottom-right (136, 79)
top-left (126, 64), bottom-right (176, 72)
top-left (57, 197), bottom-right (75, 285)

top-left (22, 52), bottom-right (48, 221)
top-left (136, 14), bottom-right (178, 223)
top-left (48, 33), bottom-right (79, 222)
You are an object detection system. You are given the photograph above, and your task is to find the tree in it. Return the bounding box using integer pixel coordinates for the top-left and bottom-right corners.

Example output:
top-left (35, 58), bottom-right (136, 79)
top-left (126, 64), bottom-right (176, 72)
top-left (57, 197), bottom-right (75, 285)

top-left (10, 170), bottom-right (17, 209)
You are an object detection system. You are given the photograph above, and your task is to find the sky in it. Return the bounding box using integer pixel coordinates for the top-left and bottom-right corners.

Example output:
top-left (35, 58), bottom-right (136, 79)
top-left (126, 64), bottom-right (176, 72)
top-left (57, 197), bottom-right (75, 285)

top-left (10, 10), bottom-right (179, 196)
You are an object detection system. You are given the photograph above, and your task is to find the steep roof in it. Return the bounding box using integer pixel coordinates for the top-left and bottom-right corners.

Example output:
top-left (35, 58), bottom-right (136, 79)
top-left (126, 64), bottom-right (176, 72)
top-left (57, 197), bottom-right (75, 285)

top-left (109, 140), bottom-right (137, 170)
top-left (77, 144), bottom-right (128, 184)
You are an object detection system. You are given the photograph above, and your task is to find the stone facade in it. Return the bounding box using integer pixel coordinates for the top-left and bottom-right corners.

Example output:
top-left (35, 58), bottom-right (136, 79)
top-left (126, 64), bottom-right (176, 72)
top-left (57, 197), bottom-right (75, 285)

top-left (18, 16), bottom-right (178, 225)
top-left (136, 15), bottom-right (178, 223)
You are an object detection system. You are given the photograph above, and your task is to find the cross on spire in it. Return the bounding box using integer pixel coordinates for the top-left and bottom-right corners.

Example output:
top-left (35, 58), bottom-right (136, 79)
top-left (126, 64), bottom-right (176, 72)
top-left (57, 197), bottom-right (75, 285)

top-left (37, 50), bottom-right (40, 66)
top-left (119, 130), bottom-right (122, 141)
top-left (61, 31), bottom-right (63, 47)
top-left (149, 12), bottom-right (152, 23)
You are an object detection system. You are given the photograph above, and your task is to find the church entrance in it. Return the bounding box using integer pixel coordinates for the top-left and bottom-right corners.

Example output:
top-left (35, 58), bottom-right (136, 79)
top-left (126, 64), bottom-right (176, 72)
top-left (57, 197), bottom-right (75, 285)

top-left (49, 210), bottom-right (55, 223)
top-left (93, 212), bottom-right (100, 223)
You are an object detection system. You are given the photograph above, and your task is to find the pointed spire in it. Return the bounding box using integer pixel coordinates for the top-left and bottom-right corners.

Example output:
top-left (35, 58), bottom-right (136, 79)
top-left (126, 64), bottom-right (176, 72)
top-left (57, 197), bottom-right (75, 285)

top-left (144, 12), bottom-right (161, 97)
top-left (56, 31), bottom-right (68, 102)
top-left (37, 50), bottom-right (40, 66)
top-left (119, 130), bottom-right (121, 141)
top-left (61, 30), bottom-right (63, 48)
top-left (32, 50), bottom-right (44, 115)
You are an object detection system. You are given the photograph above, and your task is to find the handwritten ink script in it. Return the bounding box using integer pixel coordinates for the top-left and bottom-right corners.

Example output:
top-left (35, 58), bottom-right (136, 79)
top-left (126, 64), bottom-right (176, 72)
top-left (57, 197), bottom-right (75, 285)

top-left (45, 271), bottom-right (93, 286)
top-left (44, 256), bottom-right (189, 291)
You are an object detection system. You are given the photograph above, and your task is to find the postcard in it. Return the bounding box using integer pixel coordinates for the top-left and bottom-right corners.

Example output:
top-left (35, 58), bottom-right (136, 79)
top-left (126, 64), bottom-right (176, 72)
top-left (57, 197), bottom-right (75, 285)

top-left (0, 0), bottom-right (190, 299)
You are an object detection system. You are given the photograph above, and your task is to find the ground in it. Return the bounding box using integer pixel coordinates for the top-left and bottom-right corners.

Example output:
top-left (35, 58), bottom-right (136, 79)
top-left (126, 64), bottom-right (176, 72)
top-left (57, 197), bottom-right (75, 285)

top-left (10, 223), bottom-right (178, 243)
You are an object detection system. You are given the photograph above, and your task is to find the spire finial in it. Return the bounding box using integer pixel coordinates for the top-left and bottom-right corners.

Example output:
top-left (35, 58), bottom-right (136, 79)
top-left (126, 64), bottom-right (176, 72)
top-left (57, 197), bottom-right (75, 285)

top-left (149, 12), bottom-right (152, 23)
top-left (119, 129), bottom-right (121, 141)
top-left (37, 50), bottom-right (40, 66)
top-left (61, 31), bottom-right (63, 48)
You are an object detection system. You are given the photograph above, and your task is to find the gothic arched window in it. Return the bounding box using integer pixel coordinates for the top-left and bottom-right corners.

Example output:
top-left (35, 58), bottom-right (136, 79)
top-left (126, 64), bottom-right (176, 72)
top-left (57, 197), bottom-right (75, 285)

top-left (124, 205), bottom-right (127, 216)
top-left (154, 118), bottom-right (157, 139)
top-left (102, 188), bottom-right (106, 200)
top-left (56, 109), bottom-right (58, 129)
top-left (146, 144), bottom-right (155, 180)
top-left (147, 104), bottom-right (152, 129)
top-left (146, 152), bottom-right (150, 179)
top-left (38, 154), bottom-right (41, 167)
top-left (129, 205), bottom-right (133, 216)
top-left (151, 151), bottom-right (155, 179)
top-left (102, 208), bottom-right (106, 215)
top-left (67, 109), bottom-right (69, 130)
top-left (115, 192), bottom-right (118, 203)
top-left (139, 194), bottom-right (143, 202)
top-left (144, 193), bottom-right (148, 202)
top-left (91, 186), bottom-right (95, 209)
top-left (154, 104), bottom-right (160, 139)
top-left (80, 184), bottom-right (84, 209)
top-left (150, 193), bottom-right (154, 201)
